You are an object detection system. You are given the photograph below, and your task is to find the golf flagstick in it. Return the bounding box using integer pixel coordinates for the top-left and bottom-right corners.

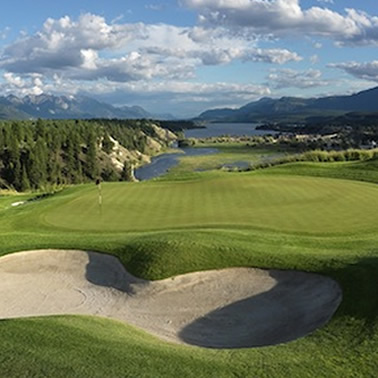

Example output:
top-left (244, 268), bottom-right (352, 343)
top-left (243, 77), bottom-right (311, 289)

top-left (96, 179), bottom-right (102, 215)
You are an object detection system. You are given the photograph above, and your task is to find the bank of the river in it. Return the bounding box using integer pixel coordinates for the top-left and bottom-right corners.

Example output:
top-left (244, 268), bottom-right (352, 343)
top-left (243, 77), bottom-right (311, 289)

top-left (134, 147), bottom-right (219, 180)
top-left (136, 123), bottom-right (278, 180)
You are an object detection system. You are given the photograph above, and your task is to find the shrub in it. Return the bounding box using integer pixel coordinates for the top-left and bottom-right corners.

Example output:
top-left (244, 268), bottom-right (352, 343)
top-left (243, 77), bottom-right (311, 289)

top-left (246, 148), bottom-right (378, 172)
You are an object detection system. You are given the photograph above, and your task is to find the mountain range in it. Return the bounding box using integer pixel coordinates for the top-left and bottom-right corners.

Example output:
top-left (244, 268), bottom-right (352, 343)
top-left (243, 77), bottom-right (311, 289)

top-left (1, 86), bottom-right (377, 122)
top-left (0, 94), bottom-right (175, 120)
top-left (197, 86), bottom-right (378, 123)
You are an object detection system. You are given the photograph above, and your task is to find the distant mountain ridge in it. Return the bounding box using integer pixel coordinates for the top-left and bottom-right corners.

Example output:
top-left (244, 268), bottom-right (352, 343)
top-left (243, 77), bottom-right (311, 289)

top-left (197, 86), bottom-right (378, 123)
top-left (0, 94), bottom-right (176, 120)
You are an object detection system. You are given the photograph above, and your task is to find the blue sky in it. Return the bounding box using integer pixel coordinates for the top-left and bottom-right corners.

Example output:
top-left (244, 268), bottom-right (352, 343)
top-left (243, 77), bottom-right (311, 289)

top-left (1, 0), bottom-right (378, 117)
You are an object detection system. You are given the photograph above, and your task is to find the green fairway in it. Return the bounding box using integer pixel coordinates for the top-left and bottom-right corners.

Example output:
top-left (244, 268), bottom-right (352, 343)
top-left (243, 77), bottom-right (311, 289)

top-left (37, 174), bottom-right (378, 235)
top-left (0, 192), bottom-right (36, 211)
top-left (0, 158), bottom-right (378, 377)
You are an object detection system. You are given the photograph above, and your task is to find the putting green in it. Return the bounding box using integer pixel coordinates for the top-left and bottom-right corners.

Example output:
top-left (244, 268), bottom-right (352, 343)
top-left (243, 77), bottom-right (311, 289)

top-left (1, 163), bottom-right (378, 377)
top-left (41, 174), bottom-right (378, 235)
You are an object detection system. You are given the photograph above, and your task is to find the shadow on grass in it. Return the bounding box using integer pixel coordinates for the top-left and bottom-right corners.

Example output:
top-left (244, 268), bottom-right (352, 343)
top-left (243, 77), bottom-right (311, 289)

top-left (323, 256), bottom-right (378, 325)
top-left (85, 249), bottom-right (378, 349)
top-left (178, 270), bottom-right (341, 349)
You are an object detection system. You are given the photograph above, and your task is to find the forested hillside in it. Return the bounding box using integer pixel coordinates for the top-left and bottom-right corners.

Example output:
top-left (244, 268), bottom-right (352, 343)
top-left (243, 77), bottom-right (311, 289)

top-left (197, 86), bottom-right (378, 123)
top-left (0, 119), bottom-right (176, 191)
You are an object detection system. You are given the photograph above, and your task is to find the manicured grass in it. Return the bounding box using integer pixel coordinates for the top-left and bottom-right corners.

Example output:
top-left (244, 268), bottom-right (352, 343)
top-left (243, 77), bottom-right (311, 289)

top-left (0, 158), bottom-right (378, 377)
top-left (0, 192), bottom-right (36, 211)
top-left (33, 174), bottom-right (378, 235)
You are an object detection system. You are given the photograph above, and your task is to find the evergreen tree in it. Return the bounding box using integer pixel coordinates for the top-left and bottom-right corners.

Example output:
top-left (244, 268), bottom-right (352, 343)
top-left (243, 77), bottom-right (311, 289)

top-left (13, 158), bottom-right (22, 191)
top-left (3, 132), bottom-right (21, 188)
top-left (120, 161), bottom-right (134, 182)
top-left (0, 118), bottom-right (162, 190)
top-left (72, 130), bottom-right (83, 183)
top-left (102, 132), bottom-right (114, 154)
top-left (35, 137), bottom-right (48, 185)
top-left (20, 165), bottom-right (30, 192)
top-left (85, 131), bottom-right (98, 179)
top-left (35, 118), bottom-right (46, 138)
top-left (27, 138), bottom-right (48, 189)
top-left (0, 128), bottom-right (5, 151)
top-left (65, 135), bottom-right (76, 183)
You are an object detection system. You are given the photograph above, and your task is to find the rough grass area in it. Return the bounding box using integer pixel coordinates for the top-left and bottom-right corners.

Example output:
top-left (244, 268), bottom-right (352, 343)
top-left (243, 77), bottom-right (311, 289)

top-left (257, 158), bottom-right (378, 185)
top-left (168, 145), bottom-right (278, 174)
top-left (252, 148), bottom-right (378, 169)
top-left (0, 160), bottom-right (378, 377)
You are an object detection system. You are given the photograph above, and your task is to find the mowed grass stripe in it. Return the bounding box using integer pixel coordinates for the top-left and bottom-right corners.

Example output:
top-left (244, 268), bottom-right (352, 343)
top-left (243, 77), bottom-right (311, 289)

top-left (39, 174), bottom-right (378, 235)
top-left (1, 162), bottom-right (378, 377)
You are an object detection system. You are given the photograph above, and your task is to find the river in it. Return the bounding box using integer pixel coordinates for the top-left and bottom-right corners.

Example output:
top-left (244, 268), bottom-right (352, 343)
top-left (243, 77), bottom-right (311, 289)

top-left (135, 123), bottom-right (275, 181)
top-left (134, 147), bottom-right (218, 181)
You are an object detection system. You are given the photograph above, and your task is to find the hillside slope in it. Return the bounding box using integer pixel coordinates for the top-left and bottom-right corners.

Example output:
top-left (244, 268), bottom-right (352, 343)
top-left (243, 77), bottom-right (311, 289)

top-left (0, 94), bottom-right (175, 120)
top-left (198, 86), bottom-right (378, 122)
top-left (0, 119), bottom-right (177, 191)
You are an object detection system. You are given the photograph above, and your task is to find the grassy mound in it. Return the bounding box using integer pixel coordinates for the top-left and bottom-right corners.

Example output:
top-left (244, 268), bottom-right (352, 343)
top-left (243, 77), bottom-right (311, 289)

top-left (0, 160), bottom-right (377, 377)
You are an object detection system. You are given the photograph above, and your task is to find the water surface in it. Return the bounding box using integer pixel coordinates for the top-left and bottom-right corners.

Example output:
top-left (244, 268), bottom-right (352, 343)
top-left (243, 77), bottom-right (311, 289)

top-left (136, 123), bottom-right (277, 180)
top-left (135, 147), bottom-right (218, 181)
top-left (185, 123), bottom-right (276, 138)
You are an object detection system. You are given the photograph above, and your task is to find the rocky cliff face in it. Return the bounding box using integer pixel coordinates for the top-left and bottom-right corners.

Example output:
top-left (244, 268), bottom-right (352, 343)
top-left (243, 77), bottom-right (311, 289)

top-left (102, 123), bottom-right (177, 177)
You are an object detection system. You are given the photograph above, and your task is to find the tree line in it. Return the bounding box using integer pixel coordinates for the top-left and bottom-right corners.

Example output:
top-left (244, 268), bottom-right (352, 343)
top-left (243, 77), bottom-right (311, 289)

top-left (0, 118), bottom-right (164, 192)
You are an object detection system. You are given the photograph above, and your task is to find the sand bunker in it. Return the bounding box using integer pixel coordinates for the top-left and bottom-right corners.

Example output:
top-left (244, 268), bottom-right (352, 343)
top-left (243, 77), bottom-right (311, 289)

top-left (0, 250), bottom-right (342, 348)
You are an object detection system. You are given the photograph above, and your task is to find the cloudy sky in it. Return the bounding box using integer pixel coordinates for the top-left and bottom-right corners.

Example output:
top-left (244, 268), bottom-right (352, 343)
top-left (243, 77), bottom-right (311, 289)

top-left (1, 0), bottom-right (378, 117)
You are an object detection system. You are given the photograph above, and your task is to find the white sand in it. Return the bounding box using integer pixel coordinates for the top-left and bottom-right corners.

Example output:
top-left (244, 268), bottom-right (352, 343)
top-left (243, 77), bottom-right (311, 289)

top-left (0, 249), bottom-right (342, 348)
top-left (11, 201), bottom-right (25, 207)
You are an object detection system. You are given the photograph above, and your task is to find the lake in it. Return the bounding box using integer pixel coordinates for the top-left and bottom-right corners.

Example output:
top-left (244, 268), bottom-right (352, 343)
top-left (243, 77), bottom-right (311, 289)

top-left (185, 123), bottom-right (275, 138)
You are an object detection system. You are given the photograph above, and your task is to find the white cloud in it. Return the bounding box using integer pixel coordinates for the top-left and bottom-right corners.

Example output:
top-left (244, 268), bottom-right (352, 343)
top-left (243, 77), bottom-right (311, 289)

top-left (144, 45), bottom-right (301, 65)
top-left (0, 26), bottom-right (10, 40)
top-left (316, 0), bottom-right (334, 4)
top-left (110, 14), bottom-right (125, 25)
top-left (145, 4), bottom-right (166, 11)
top-left (181, 0), bottom-right (378, 45)
top-left (329, 61), bottom-right (378, 82)
top-left (0, 13), bottom-right (301, 86)
top-left (242, 48), bottom-right (301, 64)
top-left (82, 80), bottom-right (272, 116)
top-left (267, 68), bottom-right (330, 89)
top-left (2, 73), bottom-right (44, 96)
top-left (0, 12), bottom-right (307, 115)
top-left (68, 79), bottom-right (270, 102)
top-left (310, 54), bottom-right (319, 64)
top-left (0, 64), bottom-right (272, 116)
top-left (80, 49), bottom-right (98, 70)
top-left (15, 76), bottom-right (269, 116)
top-left (3, 73), bottom-right (25, 88)
top-left (0, 14), bottom-right (147, 74)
